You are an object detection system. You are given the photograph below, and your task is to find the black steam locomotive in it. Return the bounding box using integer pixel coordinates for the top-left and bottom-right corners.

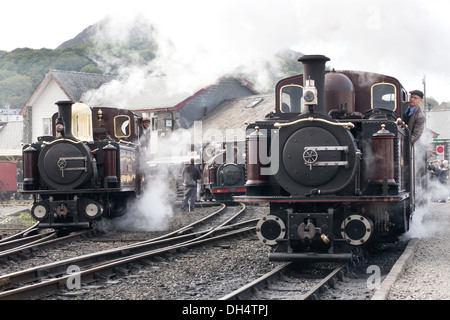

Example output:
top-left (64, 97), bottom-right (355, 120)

top-left (201, 141), bottom-right (246, 202)
top-left (237, 55), bottom-right (417, 261)
top-left (20, 101), bottom-right (145, 229)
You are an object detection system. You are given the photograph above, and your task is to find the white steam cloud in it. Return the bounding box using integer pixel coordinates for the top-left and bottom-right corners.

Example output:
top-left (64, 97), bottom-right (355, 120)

top-left (86, 0), bottom-right (450, 232)
top-left (103, 127), bottom-right (197, 232)
top-left (112, 166), bottom-right (177, 232)
top-left (84, 0), bottom-right (450, 102)
top-left (403, 131), bottom-right (449, 240)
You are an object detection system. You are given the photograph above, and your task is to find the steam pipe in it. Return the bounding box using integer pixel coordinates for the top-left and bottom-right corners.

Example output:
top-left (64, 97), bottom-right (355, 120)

top-left (298, 55), bottom-right (330, 115)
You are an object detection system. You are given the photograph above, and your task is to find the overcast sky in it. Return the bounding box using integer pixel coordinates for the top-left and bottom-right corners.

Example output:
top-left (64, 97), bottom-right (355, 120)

top-left (2, 0), bottom-right (450, 102)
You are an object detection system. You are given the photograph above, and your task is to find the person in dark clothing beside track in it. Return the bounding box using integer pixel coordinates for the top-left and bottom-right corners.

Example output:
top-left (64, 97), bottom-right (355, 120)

top-left (438, 160), bottom-right (449, 203)
top-left (428, 159), bottom-right (440, 202)
top-left (181, 158), bottom-right (202, 212)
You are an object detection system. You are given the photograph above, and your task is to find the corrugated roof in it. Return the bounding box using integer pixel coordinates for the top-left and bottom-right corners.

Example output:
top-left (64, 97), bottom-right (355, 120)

top-left (200, 94), bottom-right (275, 142)
top-left (0, 121), bottom-right (23, 156)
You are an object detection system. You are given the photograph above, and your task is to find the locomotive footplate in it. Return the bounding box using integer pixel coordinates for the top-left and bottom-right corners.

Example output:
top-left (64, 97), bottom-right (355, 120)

top-left (21, 187), bottom-right (123, 195)
top-left (212, 187), bottom-right (246, 194)
top-left (39, 222), bottom-right (91, 228)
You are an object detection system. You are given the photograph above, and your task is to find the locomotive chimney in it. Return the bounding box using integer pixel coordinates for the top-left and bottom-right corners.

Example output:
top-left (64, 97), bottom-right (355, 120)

top-left (298, 55), bottom-right (330, 115)
top-left (55, 100), bottom-right (75, 139)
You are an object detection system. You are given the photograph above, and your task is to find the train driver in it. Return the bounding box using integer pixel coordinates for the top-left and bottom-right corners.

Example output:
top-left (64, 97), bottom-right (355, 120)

top-left (139, 117), bottom-right (152, 149)
top-left (402, 90), bottom-right (426, 144)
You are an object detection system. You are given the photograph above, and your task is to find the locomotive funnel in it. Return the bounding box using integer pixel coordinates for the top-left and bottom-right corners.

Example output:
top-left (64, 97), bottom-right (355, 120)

top-left (56, 100), bottom-right (75, 139)
top-left (298, 55), bottom-right (330, 115)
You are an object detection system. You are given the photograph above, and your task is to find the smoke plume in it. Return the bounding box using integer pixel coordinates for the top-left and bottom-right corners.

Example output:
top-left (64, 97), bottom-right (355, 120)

top-left (86, 0), bottom-right (450, 232)
top-left (403, 131), bottom-right (449, 239)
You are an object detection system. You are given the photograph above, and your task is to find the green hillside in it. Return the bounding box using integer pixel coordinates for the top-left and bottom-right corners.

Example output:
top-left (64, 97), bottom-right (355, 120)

top-left (0, 44), bottom-right (100, 110)
top-left (0, 39), bottom-right (302, 111)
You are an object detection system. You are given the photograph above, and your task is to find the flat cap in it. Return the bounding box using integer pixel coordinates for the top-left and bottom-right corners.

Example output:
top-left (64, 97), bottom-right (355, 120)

top-left (410, 90), bottom-right (424, 99)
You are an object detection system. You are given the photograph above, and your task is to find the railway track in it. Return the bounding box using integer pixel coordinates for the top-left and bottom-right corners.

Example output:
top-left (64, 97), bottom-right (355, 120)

top-left (220, 262), bottom-right (345, 300)
top-left (0, 203), bottom-right (229, 263)
top-left (0, 203), bottom-right (257, 299)
top-left (0, 221), bottom-right (40, 246)
top-left (0, 229), bottom-right (94, 264)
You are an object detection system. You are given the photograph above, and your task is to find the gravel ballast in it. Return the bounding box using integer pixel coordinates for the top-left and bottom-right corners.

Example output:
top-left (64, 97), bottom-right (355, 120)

top-left (387, 201), bottom-right (450, 300)
top-left (1, 200), bottom-right (448, 300)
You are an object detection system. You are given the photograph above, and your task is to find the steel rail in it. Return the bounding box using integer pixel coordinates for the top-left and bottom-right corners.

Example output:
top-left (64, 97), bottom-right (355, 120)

top-left (0, 218), bottom-right (257, 292)
top-left (300, 265), bottom-right (345, 300)
top-left (0, 222), bottom-right (39, 244)
top-left (0, 224), bottom-right (256, 299)
top-left (220, 263), bottom-right (291, 300)
top-left (119, 203), bottom-right (227, 248)
top-left (0, 230), bottom-right (91, 262)
top-left (0, 231), bottom-right (55, 252)
top-left (220, 263), bottom-right (345, 300)
top-left (0, 204), bottom-right (250, 296)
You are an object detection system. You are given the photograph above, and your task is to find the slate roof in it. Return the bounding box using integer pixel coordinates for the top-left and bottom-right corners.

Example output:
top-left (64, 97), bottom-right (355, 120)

top-left (52, 70), bottom-right (117, 102)
top-left (200, 94), bottom-right (275, 142)
top-left (0, 121), bottom-right (23, 156)
top-left (21, 70), bottom-right (117, 114)
top-left (85, 74), bottom-right (259, 111)
top-left (85, 75), bottom-right (195, 110)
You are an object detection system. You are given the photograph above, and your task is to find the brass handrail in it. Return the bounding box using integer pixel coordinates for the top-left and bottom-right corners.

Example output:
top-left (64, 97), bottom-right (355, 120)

top-left (274, 117), bottom-right (355, 130)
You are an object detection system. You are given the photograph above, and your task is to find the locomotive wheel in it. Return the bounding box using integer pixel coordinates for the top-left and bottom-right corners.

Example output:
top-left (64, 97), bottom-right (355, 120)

top-left (110, 195), bottom-right (130, 217)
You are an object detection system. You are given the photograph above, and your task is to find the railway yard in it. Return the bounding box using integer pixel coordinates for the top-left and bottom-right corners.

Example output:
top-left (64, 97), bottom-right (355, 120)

top-left (0, 200), bottom-right (448, 301)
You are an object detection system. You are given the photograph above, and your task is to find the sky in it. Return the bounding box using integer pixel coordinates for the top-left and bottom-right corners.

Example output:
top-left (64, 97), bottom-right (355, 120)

top-left (2, 0), bottom-right (450, 103)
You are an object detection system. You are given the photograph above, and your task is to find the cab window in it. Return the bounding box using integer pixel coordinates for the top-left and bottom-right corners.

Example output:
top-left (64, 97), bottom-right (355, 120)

top-left (280, 85), bottom-right (303, 113)
top-left (371, 83), bottom-right (397, 111)
top-left (72, 103), bottom-right (93, 141)
top-left (114, 115), bottom-right (131, 138)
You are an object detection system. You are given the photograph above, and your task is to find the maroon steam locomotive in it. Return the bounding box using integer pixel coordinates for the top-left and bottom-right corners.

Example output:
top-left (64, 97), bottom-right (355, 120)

top-left (237, 55), bottom-right (418, 261)
top-left (201, 141), bottom-right (246, 202)
top-left (20, 101), bottom-right (145, 229)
